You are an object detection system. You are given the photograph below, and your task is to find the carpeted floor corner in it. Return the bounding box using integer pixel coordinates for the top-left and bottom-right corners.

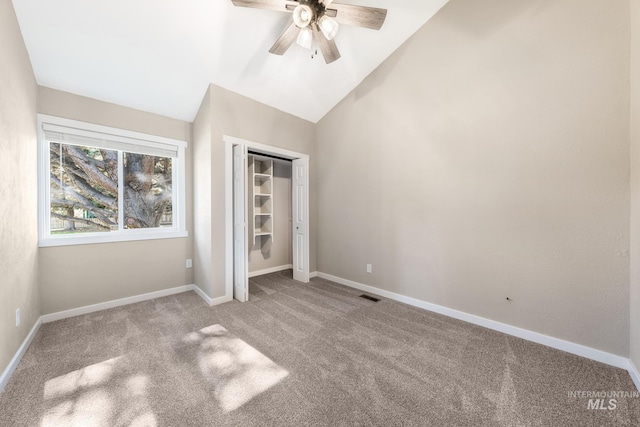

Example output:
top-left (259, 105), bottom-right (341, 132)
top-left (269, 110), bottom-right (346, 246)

top-left (0, 270), bottom-right (638, 426)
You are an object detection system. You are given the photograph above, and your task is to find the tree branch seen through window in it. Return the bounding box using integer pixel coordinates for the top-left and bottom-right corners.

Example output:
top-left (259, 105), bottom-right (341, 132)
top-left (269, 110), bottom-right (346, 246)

top-left (50, 143), bottom-right (173, 234)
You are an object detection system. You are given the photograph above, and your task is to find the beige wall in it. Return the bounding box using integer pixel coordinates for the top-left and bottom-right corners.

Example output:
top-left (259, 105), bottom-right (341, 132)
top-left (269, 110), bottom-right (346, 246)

top-left (316, 0), bottom-right (630, 356)
top-left (631, 0), bottom-right (640, 372)
top-left (192, 87), bottom-right (214, 299)
top-left (0, 0), bottom-right (40, 380)
top-left (193, 84), bottom-right (315, 298)
top-left (38, 88), bottom-right (194, 314)
top-left (249, 161), bottom-right (292, 273)
top-left (2, 0), bottom-right (635, 384)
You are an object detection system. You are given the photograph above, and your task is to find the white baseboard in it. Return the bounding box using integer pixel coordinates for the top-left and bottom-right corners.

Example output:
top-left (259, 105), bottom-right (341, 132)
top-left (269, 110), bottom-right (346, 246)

top-left (192, 285), bottom-right (233, 306)
top-left (5, 274), bottom-right (637, 395)
top-left (41, 284), bottom-right (234, 322)
top-left (42, 285), bottom-right (195, 323)
top-left (316, 272), bottom-right (631, 371)
top-left (0, 317), bottom-right (42, 394)
top-left (1, 283), bottom-right (236, 396)
top-left (248, 264), bottom-right (293, 278)
top-left (629, 360), bottom-right (640, 392)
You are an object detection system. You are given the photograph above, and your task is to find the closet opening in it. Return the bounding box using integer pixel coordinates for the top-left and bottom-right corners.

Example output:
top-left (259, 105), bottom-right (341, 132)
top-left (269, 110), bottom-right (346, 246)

top-left (225, 136), bottom-right (310, 303)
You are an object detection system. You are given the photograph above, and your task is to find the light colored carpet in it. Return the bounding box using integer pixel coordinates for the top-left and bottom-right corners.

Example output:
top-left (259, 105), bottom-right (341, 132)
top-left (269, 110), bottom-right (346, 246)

top-left (0, 271), bottom-right (638, 426)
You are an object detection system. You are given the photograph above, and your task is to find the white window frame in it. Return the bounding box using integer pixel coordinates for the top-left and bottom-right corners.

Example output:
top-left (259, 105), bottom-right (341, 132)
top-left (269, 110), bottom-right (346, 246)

top-left (37, 114), bottom-right (188, 247)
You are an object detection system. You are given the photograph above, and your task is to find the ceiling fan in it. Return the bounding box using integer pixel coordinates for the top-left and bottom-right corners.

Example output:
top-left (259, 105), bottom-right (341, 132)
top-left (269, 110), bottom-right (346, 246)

top-left (231, 0), bottom-right (387, 64)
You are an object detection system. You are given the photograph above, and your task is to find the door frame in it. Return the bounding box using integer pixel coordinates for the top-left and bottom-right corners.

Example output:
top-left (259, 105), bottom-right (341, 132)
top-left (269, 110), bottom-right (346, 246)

top-left (224, 135), bottom-right (310, 301)
top-left (232, 143), bottom-right (248, 302)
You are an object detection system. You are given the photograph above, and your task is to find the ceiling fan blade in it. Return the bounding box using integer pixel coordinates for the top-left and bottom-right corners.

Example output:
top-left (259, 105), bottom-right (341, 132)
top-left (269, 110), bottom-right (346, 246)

top-left (319, 0), bottom-right (334, 6)
top-left (269, 22), bottom-right (301, 55)
top-left (312, 24), bottom-right (340, 64)
top-left (326, 4), bottom-right (387, 30)
top-left (231, 0), bottom-right (298, 13)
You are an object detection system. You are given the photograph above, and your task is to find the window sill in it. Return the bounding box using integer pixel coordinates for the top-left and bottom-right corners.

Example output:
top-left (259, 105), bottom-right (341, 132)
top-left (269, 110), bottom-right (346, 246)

top-left (38, 230), bottom-right (189, 248)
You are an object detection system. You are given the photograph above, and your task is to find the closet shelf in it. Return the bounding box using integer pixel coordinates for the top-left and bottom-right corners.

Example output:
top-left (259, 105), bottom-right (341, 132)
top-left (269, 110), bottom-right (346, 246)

top-left (249, 155), bottom-right (274, 250)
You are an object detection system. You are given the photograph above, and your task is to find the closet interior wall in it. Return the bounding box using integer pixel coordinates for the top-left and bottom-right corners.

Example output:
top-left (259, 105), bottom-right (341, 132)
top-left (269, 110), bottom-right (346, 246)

top-left (248, 155), bottom-right (293, 273)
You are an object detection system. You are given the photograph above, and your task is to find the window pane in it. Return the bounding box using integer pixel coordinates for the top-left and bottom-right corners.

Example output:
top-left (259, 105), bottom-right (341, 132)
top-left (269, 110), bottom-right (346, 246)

top-left (49, 143), bottom-right (119, 234)
top-left (123, 153), bottom-right (173, 229)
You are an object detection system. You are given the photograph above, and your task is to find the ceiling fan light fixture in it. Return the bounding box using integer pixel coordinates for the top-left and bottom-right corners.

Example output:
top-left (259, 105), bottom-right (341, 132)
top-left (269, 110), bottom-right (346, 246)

top-left (232, 0), bottom-right (388, 64)
top-left (293, 4), bottom-right (314, 28)
top-left (296, 26), bottom-right (313, 49)
top-left (318, 15), bottom-right (339, 40)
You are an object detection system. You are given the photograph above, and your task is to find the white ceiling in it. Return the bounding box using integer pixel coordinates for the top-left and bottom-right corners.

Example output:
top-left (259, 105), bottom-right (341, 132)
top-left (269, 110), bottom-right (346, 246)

top-left (12, 0), bottom-right (449, 123)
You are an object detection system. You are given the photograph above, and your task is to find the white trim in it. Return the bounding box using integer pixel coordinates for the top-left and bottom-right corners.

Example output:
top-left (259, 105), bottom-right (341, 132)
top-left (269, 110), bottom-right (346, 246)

top-left (38, 283), bottom-right (231, 318)
top-left (223, 135), bottom-right (309, 160)
top-left (37, 114), bottom-right (188, 248)
top-left (315, 272), bottom-right (631, 370)
top-left (292, 157), bottom-right (310, 283)
top-left (38, 114), bottom-right (187, 148)
top-left (174, 145), bottom-right (187, 233)
top-left (192, 285), bottom-right (234, 307)
top-left (41, 285), bottom-right (194, 323)
top-left (224, 135), bottom-right (311, 301)
top-left (192, 284), bottom-right (213, 305)
top-left (117, 150), bottom-right (125, 229)
top-left (629, 360), bottom-right (640, 392)
top-left (38, 231), bottom-right (189, 247)
top-left (225, 140), bottom-right (234, 300)
top-left (2, 277), bottom-right (638, 396)
top-left (249, 264), bottom-right (293, 278)
top-left (1, 284), bottom-right (234, 395)
top-left (0, 317), bottom-right (42, 394)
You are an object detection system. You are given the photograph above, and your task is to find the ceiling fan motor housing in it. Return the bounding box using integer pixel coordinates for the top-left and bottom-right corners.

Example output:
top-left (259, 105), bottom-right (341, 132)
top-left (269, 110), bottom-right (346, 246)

top-left (294, 0), bottom-right (326, 28)
top-left (231, 0), bottom-right (387, 64)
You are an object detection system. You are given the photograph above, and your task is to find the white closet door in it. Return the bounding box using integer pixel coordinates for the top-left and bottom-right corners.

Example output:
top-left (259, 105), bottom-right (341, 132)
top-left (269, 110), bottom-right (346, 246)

top-left (233, 144), bottom-right (248, 302)
top-left (292, 157), bottom-right (309, 283)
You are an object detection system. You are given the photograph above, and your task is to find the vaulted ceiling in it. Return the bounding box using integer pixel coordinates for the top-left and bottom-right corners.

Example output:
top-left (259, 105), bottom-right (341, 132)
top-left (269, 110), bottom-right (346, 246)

top-left (12, 0), bottom-right (449, 123)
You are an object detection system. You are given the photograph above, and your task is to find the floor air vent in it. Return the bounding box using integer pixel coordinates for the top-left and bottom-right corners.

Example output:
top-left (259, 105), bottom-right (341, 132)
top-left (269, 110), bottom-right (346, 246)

top-left (359, 294), bottom-right (380, 302)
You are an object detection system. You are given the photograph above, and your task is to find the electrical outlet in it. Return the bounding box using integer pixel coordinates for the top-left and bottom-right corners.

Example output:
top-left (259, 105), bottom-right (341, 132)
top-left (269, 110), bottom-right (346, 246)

top-left (16, 309), bottom-right (20, 327)
top-left (186, 259), bottom-right (193, 268)
top-left (366, 264), bottom-right (372, 273)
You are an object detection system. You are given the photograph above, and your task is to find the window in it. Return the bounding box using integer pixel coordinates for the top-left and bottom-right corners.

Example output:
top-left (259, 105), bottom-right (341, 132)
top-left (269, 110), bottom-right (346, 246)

top-left (38, 115), bottom-right (187, 246)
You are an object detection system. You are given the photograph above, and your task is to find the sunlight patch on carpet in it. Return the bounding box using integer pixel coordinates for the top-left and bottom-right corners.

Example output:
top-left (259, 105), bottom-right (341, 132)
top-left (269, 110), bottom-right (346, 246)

top-left (43, 356), bottom-right (123, 401)
top-left (41, 356), bottom-right (157, 427)
top-left (184, 324), bottom-right (289, 412)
